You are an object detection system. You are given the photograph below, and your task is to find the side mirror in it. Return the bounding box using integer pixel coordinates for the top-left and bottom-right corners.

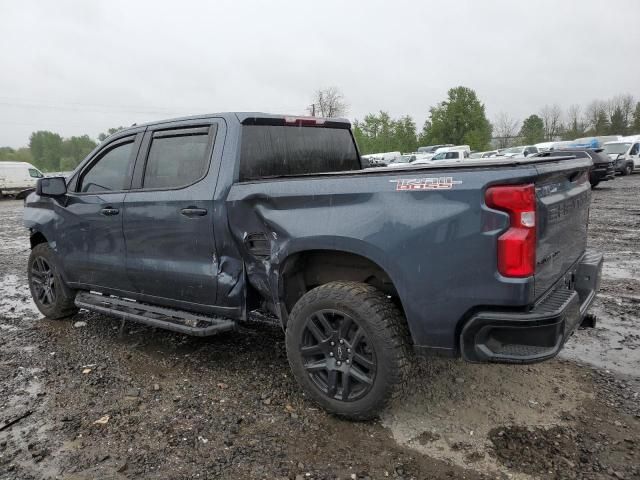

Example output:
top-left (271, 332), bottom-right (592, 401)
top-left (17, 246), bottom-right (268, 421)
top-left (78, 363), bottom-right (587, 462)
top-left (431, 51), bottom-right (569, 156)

top-left (36, 177), bottom-right (67, 197)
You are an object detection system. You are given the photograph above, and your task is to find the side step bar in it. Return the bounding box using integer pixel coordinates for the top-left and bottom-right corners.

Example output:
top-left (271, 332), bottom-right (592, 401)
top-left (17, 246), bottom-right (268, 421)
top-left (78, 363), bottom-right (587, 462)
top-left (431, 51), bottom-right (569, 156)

top-left (74, 291), bottom-right (236, 336)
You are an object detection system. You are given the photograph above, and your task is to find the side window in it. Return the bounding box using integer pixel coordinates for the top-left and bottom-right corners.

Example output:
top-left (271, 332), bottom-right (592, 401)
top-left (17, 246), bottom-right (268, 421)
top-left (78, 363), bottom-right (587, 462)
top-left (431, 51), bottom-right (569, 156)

top-left (142, 127), bottom-right (213, 189)
top-left (630, 143), bottom-right (640, 156)
top-left (79, 140), bottom-right (135, 193)
top-left (28, 168), bottom-right (43, 178)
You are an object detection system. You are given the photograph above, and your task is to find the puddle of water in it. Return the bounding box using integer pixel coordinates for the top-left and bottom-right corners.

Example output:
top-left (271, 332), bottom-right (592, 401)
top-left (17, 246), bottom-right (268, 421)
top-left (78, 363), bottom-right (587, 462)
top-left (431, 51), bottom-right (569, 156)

top-left (0, 274), bottom-right (40, 319)
top-left (602, 261), bottom-right (638, 281)
top-left (560, 303), bottom-right (640, 377)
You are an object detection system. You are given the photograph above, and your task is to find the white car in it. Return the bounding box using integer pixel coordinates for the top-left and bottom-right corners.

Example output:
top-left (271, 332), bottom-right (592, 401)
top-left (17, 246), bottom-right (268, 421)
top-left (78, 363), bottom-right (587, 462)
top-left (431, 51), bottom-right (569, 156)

top-left (0, 161), bottom-right (45, 198)
top-left (500, 145), bottom-right (539, 158)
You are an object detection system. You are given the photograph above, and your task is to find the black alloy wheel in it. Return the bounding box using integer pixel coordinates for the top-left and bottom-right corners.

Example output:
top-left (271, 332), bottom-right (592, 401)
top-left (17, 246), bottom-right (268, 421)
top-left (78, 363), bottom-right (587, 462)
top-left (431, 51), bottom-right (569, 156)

top-left (300, 309), bottom-right (377, 402)
top-left (30, 256), bottom-right (57, 306)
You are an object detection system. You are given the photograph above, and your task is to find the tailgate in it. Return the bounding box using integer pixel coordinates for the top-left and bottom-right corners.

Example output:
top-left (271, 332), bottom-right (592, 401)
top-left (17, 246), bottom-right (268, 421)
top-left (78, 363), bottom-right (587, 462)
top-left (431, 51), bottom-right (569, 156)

top-left (534, 158), bottom-right (592, 299)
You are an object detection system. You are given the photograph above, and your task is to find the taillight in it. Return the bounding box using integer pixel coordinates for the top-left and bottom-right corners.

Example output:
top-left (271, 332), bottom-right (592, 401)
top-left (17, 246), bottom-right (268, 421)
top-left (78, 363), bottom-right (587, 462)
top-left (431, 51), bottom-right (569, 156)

top-left (485, 184), bottom-right (536, 278)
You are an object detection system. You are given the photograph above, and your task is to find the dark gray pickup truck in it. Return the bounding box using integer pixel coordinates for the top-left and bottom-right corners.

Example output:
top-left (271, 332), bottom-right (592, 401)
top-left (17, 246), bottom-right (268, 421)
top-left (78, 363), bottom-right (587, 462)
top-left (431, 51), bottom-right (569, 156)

top-left (24, 113), bottom-right (603, 419)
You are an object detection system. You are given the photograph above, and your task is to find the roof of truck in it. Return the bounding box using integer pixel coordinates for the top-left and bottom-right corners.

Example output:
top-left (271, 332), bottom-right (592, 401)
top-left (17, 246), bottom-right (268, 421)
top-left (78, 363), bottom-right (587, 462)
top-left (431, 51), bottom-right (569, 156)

top-left (131, 112), bottom-right (351, 129)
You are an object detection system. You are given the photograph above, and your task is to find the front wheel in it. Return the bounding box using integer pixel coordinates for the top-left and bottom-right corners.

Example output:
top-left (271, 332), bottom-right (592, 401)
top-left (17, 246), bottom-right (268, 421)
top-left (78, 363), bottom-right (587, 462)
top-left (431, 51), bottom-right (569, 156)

top-left (285, 281), bottom-right (411, 420)
top-left (28, 243), bottom-right (78, 319)
top-left (622, 164), bottom-right (633, 176)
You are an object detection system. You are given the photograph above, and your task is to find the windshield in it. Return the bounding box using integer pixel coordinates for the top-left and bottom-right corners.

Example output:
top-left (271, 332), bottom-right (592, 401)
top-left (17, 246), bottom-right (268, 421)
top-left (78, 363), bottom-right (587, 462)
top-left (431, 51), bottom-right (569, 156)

top-left (603, 143), bottom-right (631, 155)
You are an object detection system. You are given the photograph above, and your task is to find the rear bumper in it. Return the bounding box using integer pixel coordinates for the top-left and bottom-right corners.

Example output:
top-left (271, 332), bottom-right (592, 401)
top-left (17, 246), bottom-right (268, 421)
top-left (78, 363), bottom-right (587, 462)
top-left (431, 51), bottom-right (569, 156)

top-left (460, 250), bottom-right (603, 364)
top-left (590, 162), bottom-right (615, 182)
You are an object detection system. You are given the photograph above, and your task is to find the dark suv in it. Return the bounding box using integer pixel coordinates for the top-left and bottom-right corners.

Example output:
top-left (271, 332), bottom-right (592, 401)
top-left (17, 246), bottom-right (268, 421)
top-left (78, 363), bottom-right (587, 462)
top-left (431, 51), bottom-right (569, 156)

top-left (533, 148), bottom-right (615, 188)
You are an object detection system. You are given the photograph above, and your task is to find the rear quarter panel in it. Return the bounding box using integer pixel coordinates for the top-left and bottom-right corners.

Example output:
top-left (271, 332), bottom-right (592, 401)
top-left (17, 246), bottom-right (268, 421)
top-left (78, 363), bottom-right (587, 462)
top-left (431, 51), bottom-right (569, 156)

top-left (226, 165), bottom-right (544, 352)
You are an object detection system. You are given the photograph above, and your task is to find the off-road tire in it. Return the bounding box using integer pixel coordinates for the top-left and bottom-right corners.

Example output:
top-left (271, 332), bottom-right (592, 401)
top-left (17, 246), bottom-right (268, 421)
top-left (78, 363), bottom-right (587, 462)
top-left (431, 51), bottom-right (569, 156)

top-left (28, 243), bottom-right (78, 319)
top-left (285, 281), bottom-right (412, 420)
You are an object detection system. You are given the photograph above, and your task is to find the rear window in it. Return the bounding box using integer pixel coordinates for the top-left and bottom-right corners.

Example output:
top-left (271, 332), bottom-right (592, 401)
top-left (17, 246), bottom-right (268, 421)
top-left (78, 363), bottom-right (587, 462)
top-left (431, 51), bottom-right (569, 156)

top-left (239, 126), bottom-right (360, 181)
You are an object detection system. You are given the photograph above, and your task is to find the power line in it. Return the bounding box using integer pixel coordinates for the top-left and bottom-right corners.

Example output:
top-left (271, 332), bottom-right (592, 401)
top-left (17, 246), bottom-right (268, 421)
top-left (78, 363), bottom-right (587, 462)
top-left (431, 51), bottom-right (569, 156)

top-left (0, 98), bottom-right (197, 116)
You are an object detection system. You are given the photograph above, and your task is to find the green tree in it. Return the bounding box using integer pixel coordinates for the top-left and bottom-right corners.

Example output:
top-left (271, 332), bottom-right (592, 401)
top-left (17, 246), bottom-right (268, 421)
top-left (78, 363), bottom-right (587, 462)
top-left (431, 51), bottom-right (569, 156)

top-left (420, 86), bottom-right (492, 150)
top-left (608, 106), bottom-right (626, 135)
top-left (593, 110), bottom-right (609, 135)
top-left (62, 135), bottom-right (97, 169)
top-left (632, 102), bottom-right (640, 133)
top-left (0, 147), bottom-right (15, 160)
top-left (29, 131), bottom-right (63, 171)
top-left (98, 127), bottom-right (125, 142)
top-left (353, 112), bottom-right (418, 154)
top-left (519, 115), bottom-right (545, 144)
top-left (393, 115), bottom-right (418, 153)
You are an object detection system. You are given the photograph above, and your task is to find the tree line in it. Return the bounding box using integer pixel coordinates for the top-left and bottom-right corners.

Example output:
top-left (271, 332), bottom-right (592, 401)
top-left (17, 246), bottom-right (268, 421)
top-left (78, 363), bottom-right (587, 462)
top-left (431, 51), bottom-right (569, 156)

top-left (315, 86), bottom-right (640, 154)
top-left (0, 127), bottom-right (123, 172)
top-left (3, 88), bottom-right (640, 169)
top-left (353, 86), bottom-right (493, 153)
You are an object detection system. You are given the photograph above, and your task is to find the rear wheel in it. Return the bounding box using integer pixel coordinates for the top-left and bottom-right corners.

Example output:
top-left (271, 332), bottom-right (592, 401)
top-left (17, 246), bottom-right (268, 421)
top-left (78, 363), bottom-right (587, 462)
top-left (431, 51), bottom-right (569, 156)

top-left (285, 281), bottom-right (411, 420)
top-left (28, 243), bottom-right (78, 319)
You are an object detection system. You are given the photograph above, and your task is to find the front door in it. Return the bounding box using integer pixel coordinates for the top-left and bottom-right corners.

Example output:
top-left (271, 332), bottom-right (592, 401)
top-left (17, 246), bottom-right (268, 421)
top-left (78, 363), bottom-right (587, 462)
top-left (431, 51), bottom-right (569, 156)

top-left (61, 133), bottom-right (143, 292)
top-left (122, 120), bottom-right (222, 309)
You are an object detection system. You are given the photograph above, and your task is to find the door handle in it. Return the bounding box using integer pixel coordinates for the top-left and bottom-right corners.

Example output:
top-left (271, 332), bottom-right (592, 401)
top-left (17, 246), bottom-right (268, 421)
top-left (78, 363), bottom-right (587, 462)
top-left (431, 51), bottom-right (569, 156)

top-left (180, 207), bottom-right (208, 217)
top-left (100, 207), bottom-right (120, 216)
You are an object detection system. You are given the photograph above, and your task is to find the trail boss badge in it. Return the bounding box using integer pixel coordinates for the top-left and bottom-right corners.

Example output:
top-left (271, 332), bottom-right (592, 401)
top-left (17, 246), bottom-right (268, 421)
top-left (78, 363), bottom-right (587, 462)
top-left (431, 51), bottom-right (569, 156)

top-left (390, 177), bottom-right (463, 191)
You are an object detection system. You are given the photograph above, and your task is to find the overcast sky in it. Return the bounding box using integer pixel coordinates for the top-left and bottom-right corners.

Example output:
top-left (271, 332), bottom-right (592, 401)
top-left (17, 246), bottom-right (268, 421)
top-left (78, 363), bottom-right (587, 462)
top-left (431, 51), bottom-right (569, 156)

top-left (1, 0), bottom-right (639, 147)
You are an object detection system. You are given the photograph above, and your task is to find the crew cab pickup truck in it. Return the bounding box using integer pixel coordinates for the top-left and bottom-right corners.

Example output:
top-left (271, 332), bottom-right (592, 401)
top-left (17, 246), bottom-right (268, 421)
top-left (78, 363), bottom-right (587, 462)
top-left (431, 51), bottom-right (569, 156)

top-left (24, 113), bottom-right (603, 419)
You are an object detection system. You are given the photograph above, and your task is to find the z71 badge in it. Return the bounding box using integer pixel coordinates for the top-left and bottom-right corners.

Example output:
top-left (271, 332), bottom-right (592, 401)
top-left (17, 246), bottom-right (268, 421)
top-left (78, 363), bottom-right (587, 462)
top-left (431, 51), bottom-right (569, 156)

top-left (390, 177), bottom-right (463, 191)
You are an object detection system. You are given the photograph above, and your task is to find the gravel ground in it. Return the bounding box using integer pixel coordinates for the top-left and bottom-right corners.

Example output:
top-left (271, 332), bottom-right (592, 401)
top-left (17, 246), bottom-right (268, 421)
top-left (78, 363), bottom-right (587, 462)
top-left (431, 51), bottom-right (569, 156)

top-left (1, 175), bottom-right (639, 480)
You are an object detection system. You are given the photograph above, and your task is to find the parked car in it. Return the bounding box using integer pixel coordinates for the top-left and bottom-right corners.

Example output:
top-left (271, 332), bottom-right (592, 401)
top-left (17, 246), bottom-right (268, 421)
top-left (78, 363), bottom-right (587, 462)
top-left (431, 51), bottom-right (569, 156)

top-left (383, 153), bottom-right (433, 168)
top-left (418, 145), bottom-right (471, 163)
top-left (532, 148), bottom-right (615, 188)
top-left (602, 140), bottom-right (640, 175)
top-left (570, 136), bottom-right (622, 150)
top-left (500, 145), bottom-right (539, 157)
top-left (478, 150), bottom-right (500, 158)
top-left (416, 144), bottom-right (453, 153)
top-left (361, 151), bottom-right (402, 167)
top-left (24, 113), bottom-right (602, 420)
top-left (0, 161), bottom-right (45, 198)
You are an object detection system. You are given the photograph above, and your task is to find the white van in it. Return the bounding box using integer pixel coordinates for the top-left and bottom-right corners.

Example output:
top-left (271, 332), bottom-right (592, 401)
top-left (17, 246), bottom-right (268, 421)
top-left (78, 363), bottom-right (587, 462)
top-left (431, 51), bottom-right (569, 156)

top-left (603, 140), bottom-right (640, 175)
top-left (0, 162), bottom-right (45, 198)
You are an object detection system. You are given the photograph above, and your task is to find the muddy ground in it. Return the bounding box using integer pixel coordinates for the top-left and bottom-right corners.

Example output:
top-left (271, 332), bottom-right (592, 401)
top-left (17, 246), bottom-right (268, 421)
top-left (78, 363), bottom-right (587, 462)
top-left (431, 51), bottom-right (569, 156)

top-left (1, 175), bottom-right (639, 480)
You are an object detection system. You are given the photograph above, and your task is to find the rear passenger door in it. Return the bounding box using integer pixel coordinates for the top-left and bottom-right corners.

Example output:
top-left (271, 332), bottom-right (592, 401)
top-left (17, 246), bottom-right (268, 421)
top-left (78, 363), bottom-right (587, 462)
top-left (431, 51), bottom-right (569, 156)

top-left (122, 119), bottom-right (224, 310)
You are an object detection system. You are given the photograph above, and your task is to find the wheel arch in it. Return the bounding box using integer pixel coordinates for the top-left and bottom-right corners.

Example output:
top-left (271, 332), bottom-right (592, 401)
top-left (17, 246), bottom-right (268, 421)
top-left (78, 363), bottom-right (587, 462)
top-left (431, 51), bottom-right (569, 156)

top-left (29, 230), bottom-right (48, 249)
top-left (276, 244), bottom-right (410, 338)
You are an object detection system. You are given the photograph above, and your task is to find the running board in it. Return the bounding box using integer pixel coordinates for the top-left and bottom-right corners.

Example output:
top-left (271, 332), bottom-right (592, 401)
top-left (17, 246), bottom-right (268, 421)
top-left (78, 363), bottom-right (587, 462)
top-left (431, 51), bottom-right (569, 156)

top-left (74, 291), bottom-right (236, 336)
